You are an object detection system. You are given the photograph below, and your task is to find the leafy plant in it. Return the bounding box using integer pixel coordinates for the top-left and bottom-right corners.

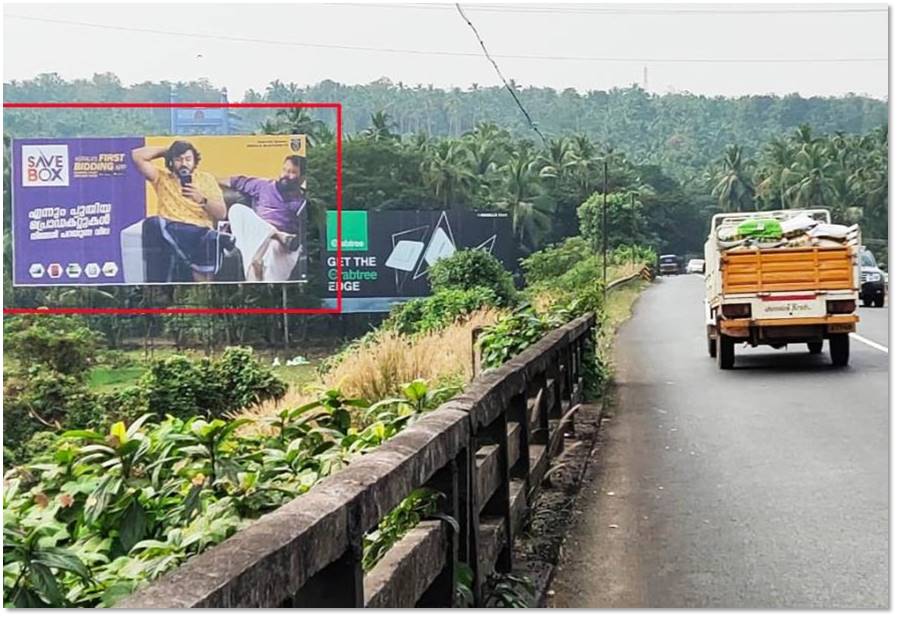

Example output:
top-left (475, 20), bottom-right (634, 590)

top-left (478, 306), bottom-right (550, 369)
top-left (384, 286), bottom-right (499, 335)
top-left (484, 572), bottom-right (535, 608)
top-left (3, 526), bottom-right (92, 607)
top-left (427, 249), bottom-right (520, 307)
top-left (362, 488), bottom-right (439, 572)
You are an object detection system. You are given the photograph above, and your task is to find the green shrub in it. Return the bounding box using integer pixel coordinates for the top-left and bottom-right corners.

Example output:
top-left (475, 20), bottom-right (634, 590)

top-left (521, 237), bottom-right (593, 286)
top-left (4, 315), bottom-right (102, 377)
top-left (210, 347), bottom-right (288, 412)
top-left (478, 306), bottom-right (551, 369)
top-left (2, 380), bottom-right (449, 607)
top-left (384, 286), bottom-right (499, 335)
top-left (427, 249), bottom-right (519, 307)
top-left (3, 368), bottom-right (100, 465)
top-left (136, 355), bottom-right (208, 420)
top-left (129, 348), bottom-right (287, 421)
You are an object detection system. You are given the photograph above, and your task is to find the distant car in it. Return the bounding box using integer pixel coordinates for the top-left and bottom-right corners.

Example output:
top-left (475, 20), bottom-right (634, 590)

top-left (859, 248), bottom-right (886, 307)
top-left (659, 254), bottom-right (680, 275)
top-left (686, 258), bottom-right (705, 274)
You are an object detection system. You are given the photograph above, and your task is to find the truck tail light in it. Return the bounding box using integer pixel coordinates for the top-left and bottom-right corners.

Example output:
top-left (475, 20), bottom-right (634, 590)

top-left (721, 303), bottom-right (752, 318)
top-left (827, 300), bottom-right (856, 314)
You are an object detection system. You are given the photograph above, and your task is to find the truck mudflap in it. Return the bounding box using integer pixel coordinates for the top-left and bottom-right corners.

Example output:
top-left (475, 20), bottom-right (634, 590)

top-left (719, 314), bottom-right (858, 339)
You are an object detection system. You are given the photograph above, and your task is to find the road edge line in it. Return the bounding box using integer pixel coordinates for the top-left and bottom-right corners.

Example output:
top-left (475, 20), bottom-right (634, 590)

top-left (849, 332), bottom-right (889, 353)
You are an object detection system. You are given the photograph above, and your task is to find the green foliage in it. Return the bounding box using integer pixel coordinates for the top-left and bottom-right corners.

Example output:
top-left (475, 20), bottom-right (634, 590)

top-left (384, 286), bottom-right (499, 335)
top-left (581, 334), bottom-right (609, 400)
top-left (3, 379), bottom-right (451, 607)
top-left (578, 192), bottom-right (655, 252)
top-left (521, 237), bottom-right (593, 285)
top-left (484, 572), bottom-right (535, 608)
top-left (2, 317), bottom-right (107, 463)
top-left (478, 307), bottom-right (552, 370)
top-left (362, 488), bottom-right (438, 572)
top-left (609, 244), bottom-right (657, 266)
top-left (4, 316), bottom-right (101, 377)
top-left (130, 347), bottom-right (287, 421)
top-left (427, 249), bottom-right (519, 307)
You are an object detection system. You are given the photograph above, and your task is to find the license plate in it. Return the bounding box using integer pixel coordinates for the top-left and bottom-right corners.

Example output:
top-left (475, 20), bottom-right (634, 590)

top-left (757, 298), bottom-right (823, 319)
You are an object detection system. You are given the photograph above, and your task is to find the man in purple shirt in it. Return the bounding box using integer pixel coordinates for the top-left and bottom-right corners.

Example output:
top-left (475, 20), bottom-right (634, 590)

top-left (221, 155), bottom-right (307, 281)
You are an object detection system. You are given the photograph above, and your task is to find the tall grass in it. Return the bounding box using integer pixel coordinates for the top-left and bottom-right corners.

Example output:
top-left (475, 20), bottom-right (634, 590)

top-left (244, 308), bottom-right (504, 421)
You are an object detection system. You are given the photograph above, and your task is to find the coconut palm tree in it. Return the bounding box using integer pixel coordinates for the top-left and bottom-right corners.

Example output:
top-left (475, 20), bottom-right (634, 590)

top-left (782, 142), bottom-right (838, 209)
top-left (711, 145), bottom-right (756, 212)
top-left (497, 146), bottom-right (555, 252)
top-left (420, 140), bottom-right (475, 207)
top-left (754, 137), bottom-right (794, 209)
top-left (538, 137), bottom-right (574, 181)
top-left (261, 107), bottom-right (329, 147)
top-left (361, 111), bottom-right (398, 142)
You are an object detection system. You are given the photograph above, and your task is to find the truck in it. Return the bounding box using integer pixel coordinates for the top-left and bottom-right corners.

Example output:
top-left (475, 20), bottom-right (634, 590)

top-left (704, 209), bottom-right (860, 369)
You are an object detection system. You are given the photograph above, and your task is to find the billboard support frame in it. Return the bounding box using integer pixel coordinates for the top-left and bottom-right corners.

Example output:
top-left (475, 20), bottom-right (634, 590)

top-left (2, 101), bottom-right (343, 315)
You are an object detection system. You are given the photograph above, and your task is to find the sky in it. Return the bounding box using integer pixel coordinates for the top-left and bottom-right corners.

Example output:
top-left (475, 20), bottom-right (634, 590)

top-left (2, 2), bottom-right (890, 99)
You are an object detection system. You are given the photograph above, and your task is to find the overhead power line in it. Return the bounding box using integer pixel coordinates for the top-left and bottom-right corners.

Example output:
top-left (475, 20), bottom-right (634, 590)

top-left (343, 3), bottom-right (888, 15)
top-left (5, 14), bottom-right (886, 64)
top-left (455, 3), bottom-right (546, 145)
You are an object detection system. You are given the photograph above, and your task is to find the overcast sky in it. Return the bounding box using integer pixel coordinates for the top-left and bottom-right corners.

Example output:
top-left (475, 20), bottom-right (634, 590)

top-left (2, 2), bottom-right (889, 99)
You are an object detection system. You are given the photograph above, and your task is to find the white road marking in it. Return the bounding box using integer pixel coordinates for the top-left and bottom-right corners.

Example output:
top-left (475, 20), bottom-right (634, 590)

top-left (850, 333), bottom-right (889, 353)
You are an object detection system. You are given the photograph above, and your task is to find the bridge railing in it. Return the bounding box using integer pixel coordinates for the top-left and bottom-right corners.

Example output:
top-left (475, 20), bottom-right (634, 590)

top-left (118, 313), bottom-right (595, 608)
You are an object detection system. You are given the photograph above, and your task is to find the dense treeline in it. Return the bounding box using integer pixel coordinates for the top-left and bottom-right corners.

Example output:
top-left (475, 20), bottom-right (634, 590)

top-left (2, 73), bottom-right (888, 347)
top-left (706, 126), bottom-right (888, 247)
top-left (5, 73), bottom-right (886, 179)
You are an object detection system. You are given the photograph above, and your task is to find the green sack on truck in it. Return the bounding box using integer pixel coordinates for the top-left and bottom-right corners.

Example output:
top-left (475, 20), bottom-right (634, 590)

top-left (736, 219), bottom-right (783, 240)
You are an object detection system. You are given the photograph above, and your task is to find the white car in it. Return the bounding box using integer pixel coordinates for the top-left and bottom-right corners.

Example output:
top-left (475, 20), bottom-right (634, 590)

top-left (686, 258), bottom-right (705, 274)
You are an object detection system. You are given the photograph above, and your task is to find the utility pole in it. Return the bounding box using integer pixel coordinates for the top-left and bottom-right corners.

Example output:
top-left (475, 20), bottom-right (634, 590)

top-left (602, 158), bottom-right (609, 296)
top-left (282, 286), bottom-right (290, 350)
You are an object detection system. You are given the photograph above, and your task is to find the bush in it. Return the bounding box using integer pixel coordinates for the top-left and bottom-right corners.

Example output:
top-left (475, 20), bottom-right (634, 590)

top-left (2, 381), bottom-right (450, 607)
top-left (3, 368), bottom-right (100, 465)
top-left (427, 249), bottom-right (519, 307)
top-left (211, 347), bottom-right (288, 412)
top-left (136, 355), bottom-right (208, 420)
top-left (4, 315), bottom-right (102, 377)
top-left (521, 237), bottom-right (593, 286)
top-left (132, 347), bottom-right (287, 421)
top-left (384, 286), bottom-right (499, 335)
top-left (478, 306), bottom-right (551, 369)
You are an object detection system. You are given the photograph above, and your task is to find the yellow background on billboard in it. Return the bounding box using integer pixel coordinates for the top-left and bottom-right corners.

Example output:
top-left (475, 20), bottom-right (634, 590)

top-left (143, 135), bottom-right (306, 215)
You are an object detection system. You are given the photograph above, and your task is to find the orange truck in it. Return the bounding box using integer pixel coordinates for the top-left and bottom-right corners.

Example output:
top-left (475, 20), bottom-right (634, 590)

top-left (704, 209), bottom-right (860, 369)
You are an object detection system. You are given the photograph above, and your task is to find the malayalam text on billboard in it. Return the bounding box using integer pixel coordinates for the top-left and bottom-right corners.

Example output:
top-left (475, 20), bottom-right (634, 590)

top-left (12, 135), bottom-right (308, 286)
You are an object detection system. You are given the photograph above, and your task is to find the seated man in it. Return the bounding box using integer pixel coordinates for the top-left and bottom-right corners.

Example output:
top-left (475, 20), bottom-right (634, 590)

top-left (220, 155), bottom-right (307, 282)
top-left (131, 141), bottom-right (232, 282)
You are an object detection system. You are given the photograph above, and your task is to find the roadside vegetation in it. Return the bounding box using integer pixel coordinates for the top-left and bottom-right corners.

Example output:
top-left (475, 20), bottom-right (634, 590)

top-left (2, 242), bottom-right (656, 607)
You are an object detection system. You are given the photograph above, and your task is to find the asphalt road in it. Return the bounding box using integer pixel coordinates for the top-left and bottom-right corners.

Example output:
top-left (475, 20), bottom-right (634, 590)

top-left (550, 274), bottom-right (889, 608)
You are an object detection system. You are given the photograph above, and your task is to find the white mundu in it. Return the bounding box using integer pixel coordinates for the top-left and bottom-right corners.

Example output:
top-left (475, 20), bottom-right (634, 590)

top-left (228, 203), bottom-right (301, 282)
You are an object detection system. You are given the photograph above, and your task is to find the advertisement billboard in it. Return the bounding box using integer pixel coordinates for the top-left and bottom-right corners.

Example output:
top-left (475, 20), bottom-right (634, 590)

top-left (322, 209), bottom-right (516, 313)
top-left (12, 135), bottom-right (308, 286)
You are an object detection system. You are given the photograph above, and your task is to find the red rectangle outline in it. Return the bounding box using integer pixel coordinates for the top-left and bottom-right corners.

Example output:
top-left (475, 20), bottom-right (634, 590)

top-left (2, 102), bottom-right (342, 315)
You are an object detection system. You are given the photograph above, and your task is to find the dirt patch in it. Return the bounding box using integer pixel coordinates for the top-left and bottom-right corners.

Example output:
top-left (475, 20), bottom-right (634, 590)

top-left (509, 397), bottom-right (611, 606)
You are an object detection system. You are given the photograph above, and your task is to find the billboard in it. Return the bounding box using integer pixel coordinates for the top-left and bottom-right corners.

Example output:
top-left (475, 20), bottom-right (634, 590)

top-left (322, 209), bottom-right (516, 313)
top-left (12, 135), bottom-right (308, 286)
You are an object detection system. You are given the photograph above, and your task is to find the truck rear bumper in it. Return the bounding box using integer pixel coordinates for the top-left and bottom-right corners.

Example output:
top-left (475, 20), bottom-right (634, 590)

top-left (717, 315), bottom-right (857, 341)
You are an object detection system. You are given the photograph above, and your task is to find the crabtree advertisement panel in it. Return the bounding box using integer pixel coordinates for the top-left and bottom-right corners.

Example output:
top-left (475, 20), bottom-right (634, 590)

top-left (323, 209), bottom-right (516, 313)
top-left (12, 135), bottom-right (308, 286)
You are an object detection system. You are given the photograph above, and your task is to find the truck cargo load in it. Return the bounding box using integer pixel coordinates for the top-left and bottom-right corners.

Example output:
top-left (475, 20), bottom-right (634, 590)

top-left (704, 209), bottom-right (860, 369)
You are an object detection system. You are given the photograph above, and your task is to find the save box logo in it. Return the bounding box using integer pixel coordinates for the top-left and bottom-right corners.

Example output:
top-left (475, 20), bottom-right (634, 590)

top-left (327, 210), bottom-right (368, 251)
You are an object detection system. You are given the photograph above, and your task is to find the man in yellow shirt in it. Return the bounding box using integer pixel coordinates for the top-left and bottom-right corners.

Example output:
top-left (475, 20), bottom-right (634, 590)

top-left (132, 141), bottom-right (231, 282)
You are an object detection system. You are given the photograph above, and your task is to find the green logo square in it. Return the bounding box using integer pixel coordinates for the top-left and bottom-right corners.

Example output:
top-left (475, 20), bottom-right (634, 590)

top-left (327, 210), bottom-right (368, 252)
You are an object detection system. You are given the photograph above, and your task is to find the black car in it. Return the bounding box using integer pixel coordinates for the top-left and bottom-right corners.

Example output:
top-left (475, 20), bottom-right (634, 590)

top-left (860, 248), bottom-right (886, 307)
top-left (659, 254), bottom-right (680, 275)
